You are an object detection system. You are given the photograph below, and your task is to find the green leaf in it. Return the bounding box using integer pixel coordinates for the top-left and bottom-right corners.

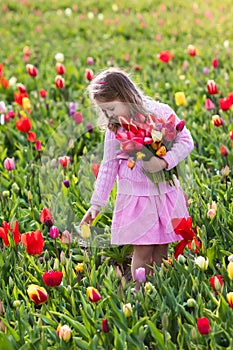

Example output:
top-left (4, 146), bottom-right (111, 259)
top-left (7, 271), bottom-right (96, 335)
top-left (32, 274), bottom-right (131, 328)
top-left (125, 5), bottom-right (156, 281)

top-left (147, 320), bottom-right (167, 350)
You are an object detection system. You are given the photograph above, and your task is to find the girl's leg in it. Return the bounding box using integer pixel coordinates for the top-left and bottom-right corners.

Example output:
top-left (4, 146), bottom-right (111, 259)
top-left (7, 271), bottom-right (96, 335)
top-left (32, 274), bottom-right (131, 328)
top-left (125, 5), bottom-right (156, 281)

top-left (131, 245), bottom-right (154, 290)
top-left (152, 244), bottom-right (168, 265)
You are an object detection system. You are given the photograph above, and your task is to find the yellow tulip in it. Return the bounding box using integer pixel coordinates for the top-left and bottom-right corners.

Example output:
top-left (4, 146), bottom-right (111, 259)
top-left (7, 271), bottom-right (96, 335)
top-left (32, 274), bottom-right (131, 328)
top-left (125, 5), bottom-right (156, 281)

top-left (122, 303), bottom-right (132, 317)
top-left (226, 292), bottom-right (233, 309)
top-left (75, 263), bottom-right (84, 273)
top-left (175, 92), bottom-right (187, 106)
top-left (227, 261), bottom-right (233, 279)
top-left (156, 145), bottom-right (166, 157)
top-left (22, 97), bottom-right (31, 111)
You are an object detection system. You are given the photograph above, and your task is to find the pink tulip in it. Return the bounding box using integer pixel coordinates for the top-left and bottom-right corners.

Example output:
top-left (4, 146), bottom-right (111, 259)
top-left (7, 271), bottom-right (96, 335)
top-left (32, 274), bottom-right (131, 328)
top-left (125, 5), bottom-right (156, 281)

top-left (3, 158), bottom-right (15, 171)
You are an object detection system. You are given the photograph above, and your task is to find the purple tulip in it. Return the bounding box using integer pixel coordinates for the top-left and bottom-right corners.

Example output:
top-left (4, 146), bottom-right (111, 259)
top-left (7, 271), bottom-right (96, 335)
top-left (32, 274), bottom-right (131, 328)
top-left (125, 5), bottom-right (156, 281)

top-left (3, 157), bottom-right (15, 171)
top-left (86, 122), bottom-right (94, 133)
top-left (203, 67), bottom-right (209, 75)
top-left (49, 225), bottom-right (59, 239)
top-left (135, 267), bottom-right (146, 283)
top-left (87, 57), bottom-right (94, 65)
top-left (62, 180), bottom-right (70, 188)
top-left (69, 102), bottom-right (76, 116)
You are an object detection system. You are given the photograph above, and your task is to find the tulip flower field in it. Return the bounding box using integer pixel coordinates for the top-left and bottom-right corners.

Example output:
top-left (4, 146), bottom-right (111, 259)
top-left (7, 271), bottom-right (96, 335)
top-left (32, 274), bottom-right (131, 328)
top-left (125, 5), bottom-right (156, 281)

top-left (1, 0), bottom-right (233, 349)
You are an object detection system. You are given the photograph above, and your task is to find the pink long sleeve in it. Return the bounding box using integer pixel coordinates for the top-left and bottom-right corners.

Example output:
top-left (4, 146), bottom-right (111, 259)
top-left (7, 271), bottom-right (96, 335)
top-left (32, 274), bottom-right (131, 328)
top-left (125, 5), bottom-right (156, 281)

top-left (90, 129), bottom-right (120, 207)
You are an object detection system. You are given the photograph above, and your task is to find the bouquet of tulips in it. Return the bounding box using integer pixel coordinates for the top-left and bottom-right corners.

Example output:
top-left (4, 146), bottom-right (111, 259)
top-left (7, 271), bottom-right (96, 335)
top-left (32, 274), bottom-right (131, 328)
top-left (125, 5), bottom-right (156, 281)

top-left (115, 112), bottom-right (185, 186)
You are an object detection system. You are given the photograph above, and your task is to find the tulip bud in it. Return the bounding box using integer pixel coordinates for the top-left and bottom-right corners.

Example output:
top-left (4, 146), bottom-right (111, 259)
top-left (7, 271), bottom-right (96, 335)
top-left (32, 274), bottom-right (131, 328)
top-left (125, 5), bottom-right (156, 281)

top-left (49, 225), bottom-right (59, 239)
top-left (75, 263), bottom-right (84, 273)
top-left (175, 92), bottom-right (186, 106)
top-left (17, 83), bottom-right (27, 93)
top-left (0, 301), bottom-right (5, 315)
top-left (221, 165), bottom-right (231, 178)
top-left (56, 324), bottom-right (72, 342)
top-left (101, 319), bottom-right (109, 333)
top-left (85, 69), bottom-right (94, 81)
top-left (87, 57), bottom-right (94, 65)
top-left (56, 63), bottom-right (66, 75)
top-left (27, 190), bottom-right (33, 201)
top-left (2, 190), bottom-right (10, 197)
top-left (207, 80), bottom-right (218, 95)
top-left (197, 317), bottom-right (211, 335)
top-left (194, 256), bottom-right (209, 271)
top-left (54, 52), bottom-right (64, 62)
top-left (35, 140), bottom-right (42, 151)
top-left (39, 89), bottom-right (47, 98)
top-left (229, 130), bottom-right (233, 140)
top-left (204, 98), bottom-right (215, 110)
top-left (60, 250), bottom-right (66, 265)
top-left (134, 267), bottom-right (146, 283)
top-left (187, 45), bottom-right (197, 57)
top-left (61, 230), bottom-right (71, 244)
top-left (116, 266), bottom-right (122, 279)
top-left (62, 179), bottom-right (70, 188)
top-left (55, 75), bottom-right (65, 88)
top-left (226, 292), bottom-right (233, 309)
top-left (227, 261), bottom-right (233, 279)
top-left (11, 182), bottom-right (19, 193)
top-left (26, 64), bottom-right (38, 77)
top-left (86, 287), bottom-right (101, 302)
top-left (212, 115), bottom-right (223, 127)
top-left (122, 303), bottom-right (132, 317)
top-left (220, 145), bottom-right (228, 157)
top-left (212, 57), bottom-right (218, 68)
top-left (22, 97), bottom-right (31, 111)
top-left (144, 281), bottom-right (156, 294)
top-left (187, 298), bottom-right (197, 308)
top-left (178, 254), bottom-right (186, 264)
top-left (176, 120), bottom-right (185, 132)
top-left (13, 300), bottom-right (21, 308)
top-left (209, 275), bottom-right (223, 293)
top-left (3, 157), bottom-right (15, 171)
top-left (228, 255), bottom-right (233, 262)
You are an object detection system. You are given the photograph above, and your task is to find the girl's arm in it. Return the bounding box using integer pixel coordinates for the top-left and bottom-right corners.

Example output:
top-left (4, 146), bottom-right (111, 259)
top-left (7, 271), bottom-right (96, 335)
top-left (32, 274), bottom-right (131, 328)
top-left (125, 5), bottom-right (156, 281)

top-left (160, 105), bottom-right (194, 170)
top-left (90, 129), bottom-right (120, 207)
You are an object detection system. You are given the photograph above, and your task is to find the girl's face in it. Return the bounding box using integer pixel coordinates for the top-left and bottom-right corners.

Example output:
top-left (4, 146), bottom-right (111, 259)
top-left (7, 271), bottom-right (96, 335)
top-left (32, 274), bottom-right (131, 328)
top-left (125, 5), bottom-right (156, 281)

top-left (96, 100), bottom-right (130, 124)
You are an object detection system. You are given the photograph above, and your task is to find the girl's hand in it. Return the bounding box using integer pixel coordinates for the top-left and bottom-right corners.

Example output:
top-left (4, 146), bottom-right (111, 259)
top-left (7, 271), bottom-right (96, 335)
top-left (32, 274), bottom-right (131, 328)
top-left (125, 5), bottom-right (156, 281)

top-left (80, 205), bottom-right (100, 226)
top-left (143, 157), bottom-right (168, 173)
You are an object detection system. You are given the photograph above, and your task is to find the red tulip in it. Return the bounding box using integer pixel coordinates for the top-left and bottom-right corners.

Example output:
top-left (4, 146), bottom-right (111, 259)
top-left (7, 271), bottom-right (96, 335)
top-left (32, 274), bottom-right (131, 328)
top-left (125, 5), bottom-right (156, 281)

top-left (35, 140), bottom-right (42, 151)
top-left (102, 319), bottom-right (109, 333)
top-left (27, 284), bottom-right (48, 305)
top-left (26, 64), bottom-right (38, 77)
top-left (87, 287), bottom-right (101, 302)
top-left (0, 76), bottom-right (9, 89)
top-left (220, 145), bottom-right (228, 156)
top-left (16, 116), bottom-right (32, 132)
top-left (176, 120), bottom-right (185, 132)
top-left (55, 75), bottom-right (65, 88)
top-left (0, 221), bottom-right (20, 246)
top-left (219, 97), bottom-right (232, 111)
top-left (21, 230), bottom-right (44, 255)
top-left (85, 69), bottom-right (94, 81)
top-left (42, 270), bottom-right (63, 287)
top-left (212, 58), bottom-right (218, 68)
top-left (157, 50), bottom-right (174, 63)
top-left (172, 217), bottom-right (201, 259)
top-left (197, 317), bottom-right (211, 335)
top-left (187, 45), bottom-right (197, 57)
top-left (39, 89), bottom-right (47, 98)
top-left (212, 115), bottom-right (223, 127)
top-left (56, 63), bottom-right (66, 75)
top-left (209, 275), bottom-right (223, 293)
top-left (59, 156), bottom-right (70, 168)
top-left (17, 83), bottom-right (27, 93)
top-left (40, 208), bottom-right (54, 227)
top-left (92, 163), bottom-right (100, 178)
top-left (27, 131), bottom-right (36, 142)
top-left (229, 130), bottom-right (233, 140)
top-left (207, 80), bottom-right (218, 95)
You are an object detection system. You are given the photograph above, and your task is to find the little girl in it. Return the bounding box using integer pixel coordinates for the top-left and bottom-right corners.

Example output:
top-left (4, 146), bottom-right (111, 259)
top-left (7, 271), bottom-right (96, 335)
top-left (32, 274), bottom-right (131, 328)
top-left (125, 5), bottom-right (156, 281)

top-left (80, 67), bottom-right (194, 288)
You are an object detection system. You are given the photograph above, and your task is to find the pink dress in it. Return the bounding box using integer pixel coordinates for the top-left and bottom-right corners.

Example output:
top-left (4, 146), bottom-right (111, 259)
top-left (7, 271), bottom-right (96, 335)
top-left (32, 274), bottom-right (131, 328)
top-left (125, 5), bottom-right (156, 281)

top-left (91, 100), bottom-right (194, 245)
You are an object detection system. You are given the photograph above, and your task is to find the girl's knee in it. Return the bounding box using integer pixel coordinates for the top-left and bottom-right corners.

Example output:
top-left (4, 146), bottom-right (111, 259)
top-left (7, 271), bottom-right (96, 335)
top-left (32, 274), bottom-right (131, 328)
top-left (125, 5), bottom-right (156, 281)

top-left (133, 245), bottom-right (154, 260)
